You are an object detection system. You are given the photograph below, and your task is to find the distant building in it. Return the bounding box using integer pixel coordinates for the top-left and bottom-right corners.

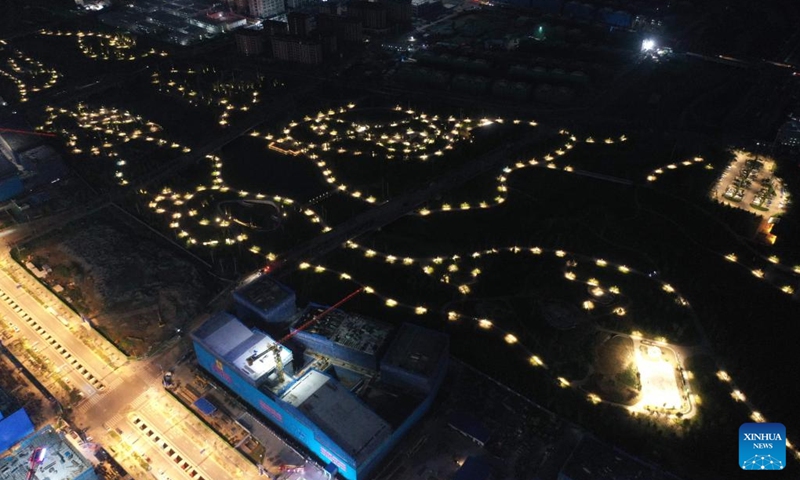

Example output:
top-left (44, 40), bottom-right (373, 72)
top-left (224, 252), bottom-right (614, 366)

top-left (189, 11), bottom-right (248, 33)
top-left (384, 0), bottom-right (412, 25)
top-left (318, 14), bottom-right (363, 43)
top-left (410, 0), bottom-right (443, 19)
top-left (235, 29), bottom-right (266, 55)
top-left (226, 0), bottom-right (250, 14)
top-left (347, 1), bottom-right (388, 31)
top-left (777, 119), bottom-right (800, 148)
top-left (192, 300), bottom-right (448, 480)
top-left (100, 0), bottom-right (247, 45)
top-left (249, 0), bottom-right (285, 18)
top-left (234, 274), bottom-right (298, 324)
top-left (0, 388), bottom-right (35, 454)
top-left (287, 0), bottom-right (322, 9)
top-left (271, 36), bottom-right (324, 64)
top-left (0, 425), bottom-right (96, 480)
top-left (318, 1), bottom-right (343, 15)
top-left (288, 11), bottom-right (317, 36)
top-left (263, 19), bottom-right (290, 35)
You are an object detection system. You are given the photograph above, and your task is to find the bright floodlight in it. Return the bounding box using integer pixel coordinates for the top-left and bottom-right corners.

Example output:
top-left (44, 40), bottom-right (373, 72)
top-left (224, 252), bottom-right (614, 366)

top-left (642, 39), bottom-right (656, 52)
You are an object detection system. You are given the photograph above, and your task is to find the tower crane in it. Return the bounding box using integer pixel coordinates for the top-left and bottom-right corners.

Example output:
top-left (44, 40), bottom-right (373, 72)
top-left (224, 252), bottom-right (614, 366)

top-left (246, 286), bottom-right (364, 383)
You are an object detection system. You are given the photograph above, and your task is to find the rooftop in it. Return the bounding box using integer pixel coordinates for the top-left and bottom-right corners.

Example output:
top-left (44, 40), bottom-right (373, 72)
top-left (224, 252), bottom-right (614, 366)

top-left (192, 312), bottom-right (293, 388)
top-left (281, 370), bottom-right (392, 463)
top-left (294, 305), bottom-right (394, 356)
top-left (235, 275), bottom-right (295, 311)
top-left (381, 323), bottom-right (448, 378)
top-left (448, 412), bottom-right (490, 445)
top-left (0, 426), bottom-right (94, 480)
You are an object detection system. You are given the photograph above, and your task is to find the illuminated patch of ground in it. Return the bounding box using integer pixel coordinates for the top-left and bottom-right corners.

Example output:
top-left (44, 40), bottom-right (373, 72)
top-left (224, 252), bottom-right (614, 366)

top-left (632, 341), bottom-right (690, 416)
top-left (589, 334), bottom-right (640, 406)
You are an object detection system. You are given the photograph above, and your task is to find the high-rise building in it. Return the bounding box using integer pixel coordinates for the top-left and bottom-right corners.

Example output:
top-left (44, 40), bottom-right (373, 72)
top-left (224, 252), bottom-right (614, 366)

top-left (384, 0), bottom-right (412, 25)
top-left (226, 0), bottom-right (249, 13)
top-left (347, 1), bottom-right (388, 30)
top-left (235, 29), bottom-right (266, 56)
top-left (318, 14), bottom-right (363, 43)
top-left (249, 0), bottom-right (285, 18)
top-left (288, 11), bottom-right (317, 36)
top-left (271, 36), bottom-right (324, 64)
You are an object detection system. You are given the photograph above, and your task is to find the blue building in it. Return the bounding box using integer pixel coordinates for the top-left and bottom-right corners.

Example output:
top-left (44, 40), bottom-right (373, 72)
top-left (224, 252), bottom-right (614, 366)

top-left (0, 388), bottom-right (35, 454)
top-left (234, 274), bottom-right (297, 324)
top-left (380, 322), bottom-right (448, 395)
top-left (0, 425), bottom-right (97, 480)
top-left (0, 158), bottom-right (23, 202)
top-left (291, 304), bottom-right (394, 371)
top-left (192, 308), bottom-right (448, 480)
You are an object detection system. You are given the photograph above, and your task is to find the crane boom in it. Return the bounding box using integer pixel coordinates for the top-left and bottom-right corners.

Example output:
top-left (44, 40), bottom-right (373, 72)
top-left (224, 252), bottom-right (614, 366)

top-left (246, 286), bottom-right (364, 367)
top-left (0, 127), bottom-right (57, 138)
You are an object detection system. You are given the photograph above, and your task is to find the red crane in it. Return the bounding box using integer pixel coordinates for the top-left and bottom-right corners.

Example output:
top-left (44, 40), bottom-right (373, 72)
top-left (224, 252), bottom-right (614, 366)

top-left (246, 286), bottom-right (364, 382)
top-left (0, 127), bottom-right (56, 138)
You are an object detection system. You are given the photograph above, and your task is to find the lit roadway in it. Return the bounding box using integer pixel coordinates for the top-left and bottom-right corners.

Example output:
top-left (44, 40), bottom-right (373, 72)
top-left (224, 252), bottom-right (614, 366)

top-left (0, 299), bottom-right (96, 398)
top-left (0, 250), bottom-right (259, 479)
top-left (0, 255), bottom-right (122, 387)
top-left (119, 390), bottom-right (253, 480)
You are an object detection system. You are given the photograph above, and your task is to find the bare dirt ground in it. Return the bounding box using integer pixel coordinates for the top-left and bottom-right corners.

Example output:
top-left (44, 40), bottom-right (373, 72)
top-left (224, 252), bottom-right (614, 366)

top-left (19, 207), bottom-right (224, 357)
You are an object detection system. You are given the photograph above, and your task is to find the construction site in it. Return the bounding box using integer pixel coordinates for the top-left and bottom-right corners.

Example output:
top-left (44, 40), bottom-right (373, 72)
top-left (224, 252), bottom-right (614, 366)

top-left (190, 274), bottom-right (449, 480)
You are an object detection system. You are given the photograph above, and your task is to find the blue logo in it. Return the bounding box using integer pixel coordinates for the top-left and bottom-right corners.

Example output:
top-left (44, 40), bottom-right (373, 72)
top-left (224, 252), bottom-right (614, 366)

top-left (739, 423), bottom-right (786, 470)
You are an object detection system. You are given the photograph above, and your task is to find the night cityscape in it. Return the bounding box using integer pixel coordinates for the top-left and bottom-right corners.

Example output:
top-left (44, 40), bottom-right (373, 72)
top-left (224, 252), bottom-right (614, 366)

top-left (0, 0), bottom-right (799, 479)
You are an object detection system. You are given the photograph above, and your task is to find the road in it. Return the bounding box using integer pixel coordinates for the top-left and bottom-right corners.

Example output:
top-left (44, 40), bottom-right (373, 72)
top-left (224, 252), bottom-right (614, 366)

top-left (0, 256), bottom-right (123, 411)
top-left (99, 386), bottom-right (255, 480)
top-left (0, 297), bottom-right (97, 399)
top-left (0, 244), bottom-right (261, 479)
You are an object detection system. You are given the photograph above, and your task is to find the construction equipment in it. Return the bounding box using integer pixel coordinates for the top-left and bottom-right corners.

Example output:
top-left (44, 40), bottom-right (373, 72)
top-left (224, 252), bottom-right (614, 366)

top-left (26, 447), bottom-right (47, 480)
top-left (0, 127), bottom-right (56, 138)
top-left (246, 286), bottom-right (363, 383)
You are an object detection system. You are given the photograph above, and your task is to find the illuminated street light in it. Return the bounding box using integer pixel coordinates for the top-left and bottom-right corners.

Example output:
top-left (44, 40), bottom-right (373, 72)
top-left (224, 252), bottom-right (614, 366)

top-left (529, 355), bottom-right (544, 367)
